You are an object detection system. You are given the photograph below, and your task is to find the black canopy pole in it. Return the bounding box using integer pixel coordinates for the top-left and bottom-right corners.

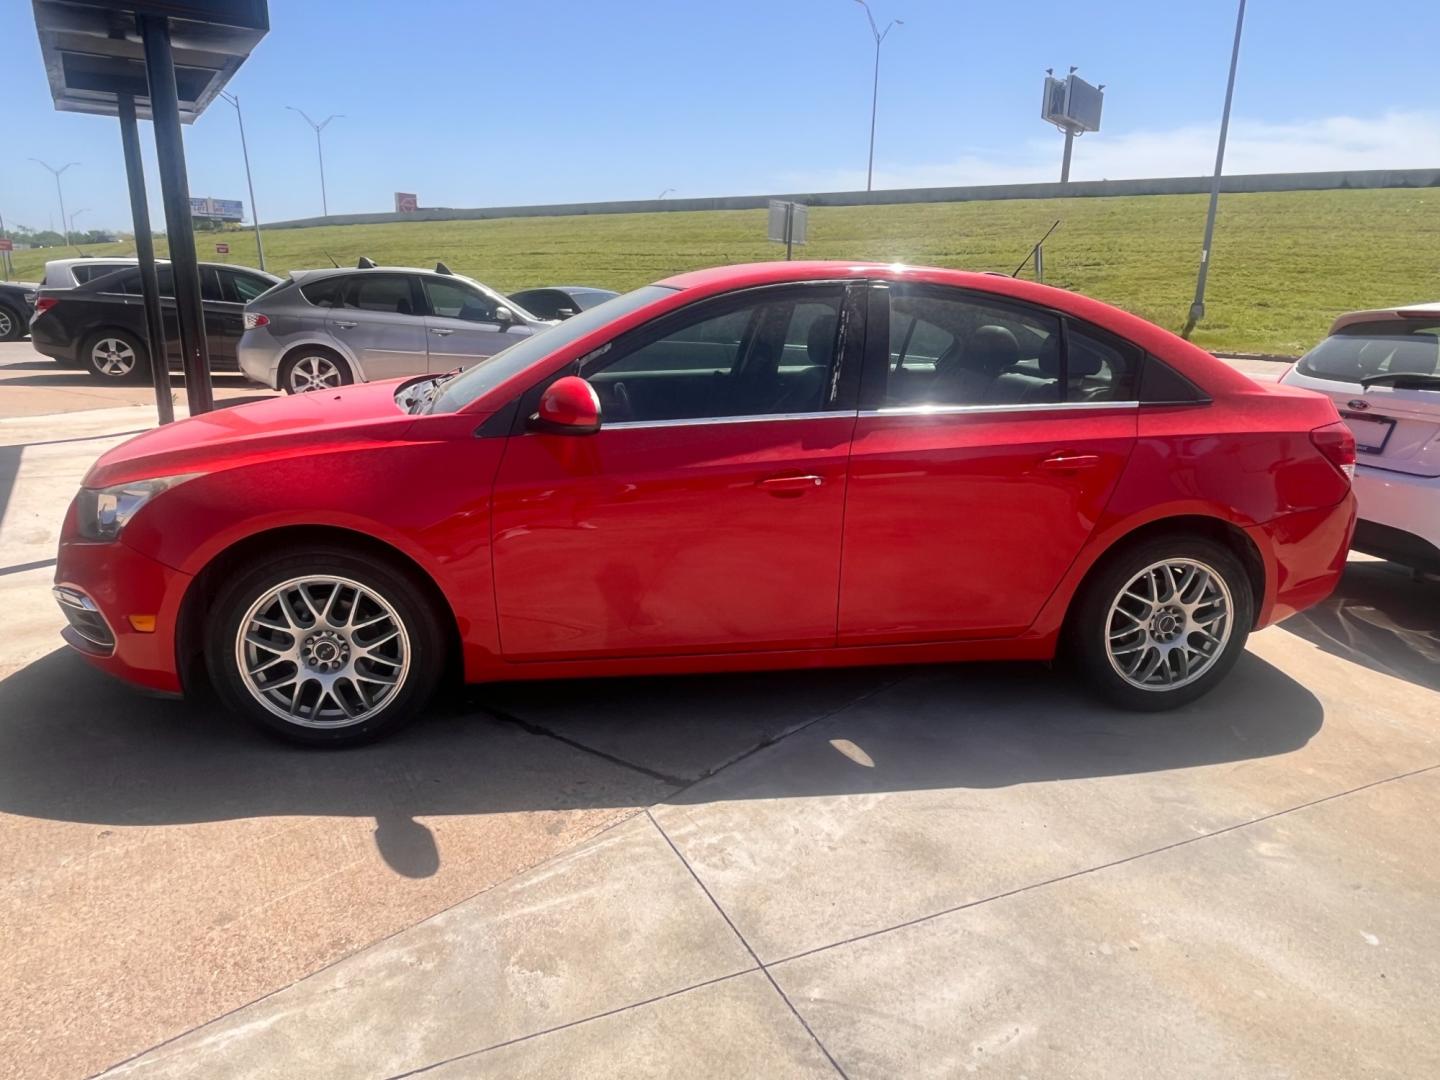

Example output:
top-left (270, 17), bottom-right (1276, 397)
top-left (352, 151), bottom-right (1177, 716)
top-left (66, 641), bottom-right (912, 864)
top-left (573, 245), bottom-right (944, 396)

top-left (139, 13), bottom-right (214, 415)
top-left (117, 92), bottom-right (174, 426)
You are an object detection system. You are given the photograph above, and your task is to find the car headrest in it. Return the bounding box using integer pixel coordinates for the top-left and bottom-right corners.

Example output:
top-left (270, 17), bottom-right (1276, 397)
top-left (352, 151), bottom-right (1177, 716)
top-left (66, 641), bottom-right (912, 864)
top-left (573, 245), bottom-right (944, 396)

top-left (1066, 337), bottom-right (1105, 379)
top-left (971, 325), bottom-right (1019, 375)
top-left (807, 315), bottom-right (838, 364)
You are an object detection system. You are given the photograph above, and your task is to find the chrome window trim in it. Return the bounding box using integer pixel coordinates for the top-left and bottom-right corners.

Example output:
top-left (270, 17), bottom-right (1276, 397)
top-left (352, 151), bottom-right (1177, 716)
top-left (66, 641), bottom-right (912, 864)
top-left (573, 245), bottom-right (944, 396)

top-left (602, 409), bottom-right (859, 431)
top-left (859, 400), bottom-right (1141, 418)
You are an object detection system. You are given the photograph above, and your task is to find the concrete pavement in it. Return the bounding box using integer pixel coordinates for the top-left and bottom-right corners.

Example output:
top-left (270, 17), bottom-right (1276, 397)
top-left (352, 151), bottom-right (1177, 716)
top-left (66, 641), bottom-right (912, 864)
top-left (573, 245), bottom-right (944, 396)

top-left (3, 360), bottom-right (1437, 1079)
top-left (0, 339), bottom-right (273, 417)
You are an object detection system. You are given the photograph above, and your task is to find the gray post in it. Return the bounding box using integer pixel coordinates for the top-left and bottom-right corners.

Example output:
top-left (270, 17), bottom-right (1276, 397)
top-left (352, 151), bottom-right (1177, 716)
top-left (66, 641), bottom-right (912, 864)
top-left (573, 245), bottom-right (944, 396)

top-left (1034, 243), bottom-right (1044, 284)
top-left (140, 13), bottom-right (214, 415)
top-left (1186, 0), bottom-right (1247, 335)
top-left (0, 209), bottom-right (9, 281)
top-left (118, 93), bottom-right (175, 426)
top-left (222, 93), bottom-right (266, 271)
top-left (866, 37), bottom-right (881, 192)
top-left (785, 202), bottom-right (795, 261)
top-left (1060, 128), bottom-right (1075, 183)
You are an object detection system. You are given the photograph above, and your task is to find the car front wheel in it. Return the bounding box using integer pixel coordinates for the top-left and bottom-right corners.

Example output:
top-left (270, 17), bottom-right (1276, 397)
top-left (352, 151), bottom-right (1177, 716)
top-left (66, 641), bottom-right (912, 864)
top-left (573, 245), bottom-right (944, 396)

top-left (1071, 536), bottom-right (1253, 711)
top-left (206, 547), bottom-right (445, 746)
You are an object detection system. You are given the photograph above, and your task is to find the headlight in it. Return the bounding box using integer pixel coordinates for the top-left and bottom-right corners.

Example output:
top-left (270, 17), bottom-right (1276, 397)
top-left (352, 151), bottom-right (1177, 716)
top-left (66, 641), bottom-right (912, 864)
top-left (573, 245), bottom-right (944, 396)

top-left (76, 474), bottom-right (199, 541)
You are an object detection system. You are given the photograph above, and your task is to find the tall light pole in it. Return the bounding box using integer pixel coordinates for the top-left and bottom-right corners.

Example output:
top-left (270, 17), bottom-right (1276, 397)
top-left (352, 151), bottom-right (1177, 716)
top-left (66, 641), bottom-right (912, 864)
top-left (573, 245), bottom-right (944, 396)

top-left (68, 208), bottom-right (90, 233)
top-left (855, 0), bottom-right (902, 192)
top-left (220, 92), bottom-right (266, 270)
top-left (286, 106), bottom-right (343, 217)
top-left (30, 158), bottom-right (78, 249)
top-left (1185, 0), bottom-right (1247, 337)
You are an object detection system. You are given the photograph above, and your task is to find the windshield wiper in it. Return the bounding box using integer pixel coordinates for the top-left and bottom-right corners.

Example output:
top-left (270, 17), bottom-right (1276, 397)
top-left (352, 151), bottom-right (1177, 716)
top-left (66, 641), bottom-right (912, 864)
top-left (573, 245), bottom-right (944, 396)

top-left (1359, 371), bottom-right (1440, 389)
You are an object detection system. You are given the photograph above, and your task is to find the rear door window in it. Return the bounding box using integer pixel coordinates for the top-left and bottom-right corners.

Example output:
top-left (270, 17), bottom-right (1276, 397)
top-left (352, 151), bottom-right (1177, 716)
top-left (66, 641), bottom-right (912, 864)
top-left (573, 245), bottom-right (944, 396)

top-left (344, 274), bottom-right (419, 315)
top-left (222, 271), bottom-right (273, 304)
top-left (300, 276), bottom-right (348, 307)
top-left (884, 285), bottom-right (1062, 406)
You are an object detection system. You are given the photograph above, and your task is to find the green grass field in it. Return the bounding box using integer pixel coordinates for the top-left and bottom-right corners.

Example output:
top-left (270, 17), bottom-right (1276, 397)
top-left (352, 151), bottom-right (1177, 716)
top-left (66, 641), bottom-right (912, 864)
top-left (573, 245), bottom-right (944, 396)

top-left (8, 187), bottom-right (1437, 354)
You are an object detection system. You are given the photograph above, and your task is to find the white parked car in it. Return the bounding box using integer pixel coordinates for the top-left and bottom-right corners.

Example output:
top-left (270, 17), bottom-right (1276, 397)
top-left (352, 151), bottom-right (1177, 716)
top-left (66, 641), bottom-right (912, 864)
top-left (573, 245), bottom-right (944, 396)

top-left (1280, 303), bottom-right (1440, 574)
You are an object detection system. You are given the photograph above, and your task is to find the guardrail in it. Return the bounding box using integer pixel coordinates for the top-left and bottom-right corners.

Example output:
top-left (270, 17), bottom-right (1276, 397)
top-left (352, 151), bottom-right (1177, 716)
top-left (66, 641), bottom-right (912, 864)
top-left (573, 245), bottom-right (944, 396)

top-left (264, 168), bottom-right (1440, 231)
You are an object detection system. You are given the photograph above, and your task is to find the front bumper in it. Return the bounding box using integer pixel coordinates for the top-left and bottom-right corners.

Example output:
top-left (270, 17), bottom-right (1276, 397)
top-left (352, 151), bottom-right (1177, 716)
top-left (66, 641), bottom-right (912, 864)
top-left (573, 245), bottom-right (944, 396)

top-left (54, 536), bottom-right (193, 693)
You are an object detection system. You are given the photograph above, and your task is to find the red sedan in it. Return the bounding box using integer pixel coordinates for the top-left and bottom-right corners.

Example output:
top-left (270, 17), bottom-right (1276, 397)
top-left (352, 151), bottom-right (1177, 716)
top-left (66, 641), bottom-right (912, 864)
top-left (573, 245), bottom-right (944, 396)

top-left (54, 262), bottom-right (1356, 745)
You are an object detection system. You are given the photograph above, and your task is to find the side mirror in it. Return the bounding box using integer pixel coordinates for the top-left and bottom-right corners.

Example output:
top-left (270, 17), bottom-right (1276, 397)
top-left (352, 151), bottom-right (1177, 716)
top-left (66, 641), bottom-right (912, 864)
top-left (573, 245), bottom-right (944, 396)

top-left (531, 376), bottom-right (600, 435)
top-left (494, 305), bottom-right (515, 325)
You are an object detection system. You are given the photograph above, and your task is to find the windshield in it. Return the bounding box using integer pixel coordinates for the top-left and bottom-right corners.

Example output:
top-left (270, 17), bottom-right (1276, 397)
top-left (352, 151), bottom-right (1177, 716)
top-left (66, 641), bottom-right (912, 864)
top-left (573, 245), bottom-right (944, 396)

top-left (1297, 321), bottom-right (1440, 385)
top-left (428, 284), bottom-right (677, 413)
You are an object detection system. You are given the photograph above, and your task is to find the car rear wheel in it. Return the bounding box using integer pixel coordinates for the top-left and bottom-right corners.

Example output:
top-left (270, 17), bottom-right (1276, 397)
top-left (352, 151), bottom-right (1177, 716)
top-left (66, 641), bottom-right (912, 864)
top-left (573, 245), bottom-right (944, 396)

top-left (1070, 536), bottom-right (1253, 711)
top-left (280, 349), bottom-right (351, 394)
top-left (206, 546), bottom-right (445, 746)
top-left (0, 304), bottom-right (23, 342)
top-left (83, 329), bottom-right (149, 383)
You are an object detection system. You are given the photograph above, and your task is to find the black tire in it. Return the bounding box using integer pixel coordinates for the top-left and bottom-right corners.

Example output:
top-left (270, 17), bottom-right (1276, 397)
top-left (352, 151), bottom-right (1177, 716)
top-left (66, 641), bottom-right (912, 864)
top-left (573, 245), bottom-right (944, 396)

top-left (82, 328), bottom-right (150, 383)
top-left (1068, 535), bottom-right (1253, 711)
top-left (205, 545), bottom-right (445, 746)
top-left (279, 347), bottom-right (353, 395)
top-left (0, 304), bottom-right (24, 342)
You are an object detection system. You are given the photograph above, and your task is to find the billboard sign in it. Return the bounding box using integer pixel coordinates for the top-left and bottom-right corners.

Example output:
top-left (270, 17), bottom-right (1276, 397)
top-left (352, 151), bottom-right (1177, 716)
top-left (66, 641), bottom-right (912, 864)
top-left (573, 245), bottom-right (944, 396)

top-left (395, 192), bottom-right (418, 213)
top-left (189, 197), bottom-right (245, 222)
top-left (1041, 73), bottom-right (1103, 133)
top-left (0, 239), bottom-right (11, 252)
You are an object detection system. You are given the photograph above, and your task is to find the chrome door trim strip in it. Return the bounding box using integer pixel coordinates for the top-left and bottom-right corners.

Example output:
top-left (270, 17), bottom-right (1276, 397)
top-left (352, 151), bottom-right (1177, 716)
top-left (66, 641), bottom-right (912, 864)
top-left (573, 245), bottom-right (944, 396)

top-left (603, 410), bottom-right (860, 431)
top-left (857, 400), bottom-right (1141, 418)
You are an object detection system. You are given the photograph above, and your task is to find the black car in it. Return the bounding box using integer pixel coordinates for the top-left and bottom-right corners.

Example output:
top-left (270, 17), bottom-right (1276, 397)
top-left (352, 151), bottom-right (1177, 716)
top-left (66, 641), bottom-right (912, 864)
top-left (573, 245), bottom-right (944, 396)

top-left (508, 285), bottom-right (618, 321)
top-left (30, 261), bottom-right (280, 381)
top-left (0, 281), bottom-right (38, 342)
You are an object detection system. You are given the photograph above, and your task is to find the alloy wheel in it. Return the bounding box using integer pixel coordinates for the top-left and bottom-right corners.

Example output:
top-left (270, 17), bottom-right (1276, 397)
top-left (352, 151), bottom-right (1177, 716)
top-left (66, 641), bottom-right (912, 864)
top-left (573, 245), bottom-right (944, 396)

top-left (0, 310), bottom-right (13, 337)
top-left (234, 575), bottom-right (411, 728)
top-left (1104, 558), bottom-right (1233, 691)
top-left (289, 354), bottom-right (344, 393)
top-left (92, 337), bottom-right (137, 378)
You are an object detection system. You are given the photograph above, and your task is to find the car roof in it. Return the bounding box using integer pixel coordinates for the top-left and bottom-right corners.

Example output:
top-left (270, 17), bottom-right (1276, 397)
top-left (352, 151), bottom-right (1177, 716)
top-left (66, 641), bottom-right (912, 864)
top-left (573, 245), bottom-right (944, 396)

top-left (47, 256), bottom-right (273, 274)
top-left (1330, 301), bottom-right (1440, 333)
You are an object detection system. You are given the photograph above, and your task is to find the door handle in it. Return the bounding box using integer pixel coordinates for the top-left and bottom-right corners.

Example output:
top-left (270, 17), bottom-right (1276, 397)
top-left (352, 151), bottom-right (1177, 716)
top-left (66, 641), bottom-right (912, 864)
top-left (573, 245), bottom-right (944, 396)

top-left (757, 474), bottom-right (824, 495)
top-left (334, 320), bottom-right (357, 330)
top-left (430, 328), bottom-right (454, 336)
top-left (1038, 451), bottom-right (1102, 471)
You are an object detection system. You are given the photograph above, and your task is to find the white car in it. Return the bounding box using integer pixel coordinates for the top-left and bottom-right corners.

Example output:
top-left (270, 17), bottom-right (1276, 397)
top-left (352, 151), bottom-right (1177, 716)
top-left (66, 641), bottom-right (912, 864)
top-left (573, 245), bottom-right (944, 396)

top-left (1280, 303), bottom-right (1440, 574)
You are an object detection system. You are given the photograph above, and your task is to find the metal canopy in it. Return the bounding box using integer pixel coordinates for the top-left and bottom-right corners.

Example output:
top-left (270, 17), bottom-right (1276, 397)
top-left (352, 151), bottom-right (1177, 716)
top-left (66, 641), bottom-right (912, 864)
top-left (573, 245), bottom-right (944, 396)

top-left (33, 0), bottom-right (268, 122)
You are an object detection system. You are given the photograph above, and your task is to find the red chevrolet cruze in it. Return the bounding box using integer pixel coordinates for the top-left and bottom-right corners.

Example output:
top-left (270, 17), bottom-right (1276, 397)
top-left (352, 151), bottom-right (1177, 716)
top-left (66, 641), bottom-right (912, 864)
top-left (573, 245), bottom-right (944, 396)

top-left (54, 262), bottom-right (1356, 745)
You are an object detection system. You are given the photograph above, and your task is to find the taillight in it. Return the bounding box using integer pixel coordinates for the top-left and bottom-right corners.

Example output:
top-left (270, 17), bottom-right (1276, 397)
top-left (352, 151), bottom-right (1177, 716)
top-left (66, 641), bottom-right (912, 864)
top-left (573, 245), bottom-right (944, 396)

top-left (243, 312), bottom-right (269, 330)
top-left (1310, 421), bottom-right (1356, 481)
top-left (32, 296), bottom-right (58, 316)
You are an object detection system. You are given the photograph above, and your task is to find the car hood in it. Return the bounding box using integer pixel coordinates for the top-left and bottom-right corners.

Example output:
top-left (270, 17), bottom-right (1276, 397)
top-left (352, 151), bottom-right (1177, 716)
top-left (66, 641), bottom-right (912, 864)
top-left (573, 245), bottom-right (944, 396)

top-left (85, 379), bottom-right (417, 488)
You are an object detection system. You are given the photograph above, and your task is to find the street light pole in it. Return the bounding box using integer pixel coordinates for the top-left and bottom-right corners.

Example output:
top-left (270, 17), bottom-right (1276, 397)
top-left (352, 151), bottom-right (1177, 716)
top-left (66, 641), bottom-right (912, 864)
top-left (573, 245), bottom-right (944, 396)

top-left (30, 158), bottom-right (79, 250)
top-left (1185, 0), bottom-right (1247, 338)
top-left (855, 0), bottom-right (902, 193)
top-left (68, 208), bottom-right (89, 233)
top-left (220, 92), bottom-right (266, 271)
top-left (286, 106), bottom-right (343, 217)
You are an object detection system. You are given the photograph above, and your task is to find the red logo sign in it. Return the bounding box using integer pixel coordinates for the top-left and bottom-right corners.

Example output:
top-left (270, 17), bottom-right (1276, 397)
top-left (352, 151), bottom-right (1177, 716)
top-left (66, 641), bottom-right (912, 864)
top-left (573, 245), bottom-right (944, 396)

top-left (395, 192), bottom-right (418, 213)
top-left (215, 243), bottom-right (230, 254)
top-left (0, 239), bottom-right (13, 252)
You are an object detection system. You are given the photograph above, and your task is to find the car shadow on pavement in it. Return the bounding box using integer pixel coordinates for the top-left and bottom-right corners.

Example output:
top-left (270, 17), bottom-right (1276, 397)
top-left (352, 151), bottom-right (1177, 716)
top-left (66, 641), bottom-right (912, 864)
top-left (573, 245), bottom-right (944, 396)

top-left (1280, 559), bottom-right (1440, 693)
top-left (0, 646), bottom-right (1322, 877)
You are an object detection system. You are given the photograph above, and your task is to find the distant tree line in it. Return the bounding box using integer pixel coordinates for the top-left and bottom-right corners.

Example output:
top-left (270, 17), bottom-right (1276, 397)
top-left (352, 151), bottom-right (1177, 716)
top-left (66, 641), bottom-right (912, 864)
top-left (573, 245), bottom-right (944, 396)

top-left (5, 224), bottom-right (122, 247)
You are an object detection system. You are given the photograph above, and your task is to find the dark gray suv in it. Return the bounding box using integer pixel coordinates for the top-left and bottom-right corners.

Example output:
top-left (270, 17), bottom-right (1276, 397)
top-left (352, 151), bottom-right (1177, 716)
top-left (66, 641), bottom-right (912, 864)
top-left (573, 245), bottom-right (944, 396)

top-left (238, 263), bottom-right (552, 394)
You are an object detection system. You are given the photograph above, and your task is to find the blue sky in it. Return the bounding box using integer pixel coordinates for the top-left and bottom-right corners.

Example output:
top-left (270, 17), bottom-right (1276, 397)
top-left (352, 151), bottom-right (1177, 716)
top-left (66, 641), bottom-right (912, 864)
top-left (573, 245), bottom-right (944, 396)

top-left (4, 0), bottom-right (1438, 233)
